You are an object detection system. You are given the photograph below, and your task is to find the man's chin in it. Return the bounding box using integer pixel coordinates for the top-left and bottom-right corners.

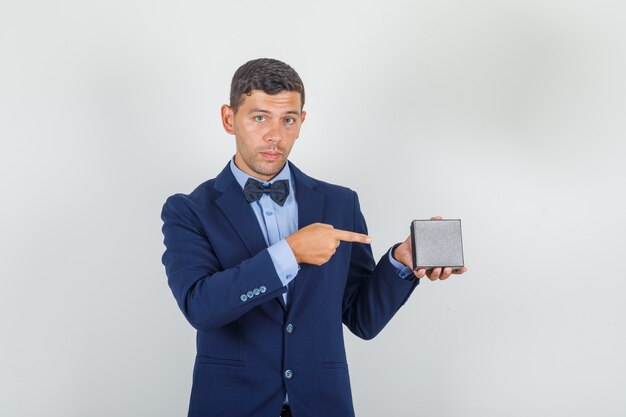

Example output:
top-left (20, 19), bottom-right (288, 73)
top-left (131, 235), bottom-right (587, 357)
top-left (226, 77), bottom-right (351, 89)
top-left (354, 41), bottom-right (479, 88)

top-left (252, 159), bottom-right (286, 178)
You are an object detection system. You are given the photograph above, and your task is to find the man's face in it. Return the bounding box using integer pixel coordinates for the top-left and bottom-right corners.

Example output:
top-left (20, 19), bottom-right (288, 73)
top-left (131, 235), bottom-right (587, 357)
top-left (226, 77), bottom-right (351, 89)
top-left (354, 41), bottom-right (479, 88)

top-left (221, 90), bottom-right (306, 182)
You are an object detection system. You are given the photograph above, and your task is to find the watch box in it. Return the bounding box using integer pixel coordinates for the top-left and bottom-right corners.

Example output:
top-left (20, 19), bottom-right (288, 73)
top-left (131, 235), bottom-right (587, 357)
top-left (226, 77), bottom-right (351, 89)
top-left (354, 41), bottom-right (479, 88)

top-left (410, 219), bottom-right (464, 270)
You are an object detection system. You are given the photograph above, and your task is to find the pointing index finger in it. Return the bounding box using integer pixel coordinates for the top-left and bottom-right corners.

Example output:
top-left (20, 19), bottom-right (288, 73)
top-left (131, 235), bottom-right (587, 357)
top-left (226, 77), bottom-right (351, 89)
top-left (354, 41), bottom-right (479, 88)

top-left (333, 229), bottom-right (372, 244)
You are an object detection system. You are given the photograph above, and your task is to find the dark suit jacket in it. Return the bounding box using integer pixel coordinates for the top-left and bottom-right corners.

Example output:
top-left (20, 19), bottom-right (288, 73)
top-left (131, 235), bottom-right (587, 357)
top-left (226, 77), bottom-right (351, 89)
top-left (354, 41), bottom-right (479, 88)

top-left (161, 161), bottom-right (419, 417)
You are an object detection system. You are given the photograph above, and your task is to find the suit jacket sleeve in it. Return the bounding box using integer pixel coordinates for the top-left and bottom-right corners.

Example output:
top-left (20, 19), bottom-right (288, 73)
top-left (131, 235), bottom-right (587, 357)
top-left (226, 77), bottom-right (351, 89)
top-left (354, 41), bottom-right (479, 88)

top-left (161, 194), bottom-right (287, 331)
top-left (341, 192), bottom-right (419, 340)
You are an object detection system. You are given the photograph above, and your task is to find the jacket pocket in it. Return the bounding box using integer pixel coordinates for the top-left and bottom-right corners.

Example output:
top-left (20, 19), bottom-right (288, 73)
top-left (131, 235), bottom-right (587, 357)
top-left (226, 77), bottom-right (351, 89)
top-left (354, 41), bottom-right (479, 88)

top-left (196, 356), bottom-right (245, 367)
top-left (321, 361), bottom-right (348, 369)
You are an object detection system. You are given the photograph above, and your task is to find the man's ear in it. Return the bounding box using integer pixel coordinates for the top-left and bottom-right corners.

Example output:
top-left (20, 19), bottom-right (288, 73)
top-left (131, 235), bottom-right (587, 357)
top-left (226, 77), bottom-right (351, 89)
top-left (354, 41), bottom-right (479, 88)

top-left (221, 104), bottom-right (235, 135)
top-left (301, 110), bottom-right (306, 124)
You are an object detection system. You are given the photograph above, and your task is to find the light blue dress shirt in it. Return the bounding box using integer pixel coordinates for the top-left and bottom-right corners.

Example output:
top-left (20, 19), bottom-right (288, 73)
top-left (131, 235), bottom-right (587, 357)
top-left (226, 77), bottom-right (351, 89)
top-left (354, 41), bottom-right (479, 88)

top-left (229, 158), bottom-right (414, 306)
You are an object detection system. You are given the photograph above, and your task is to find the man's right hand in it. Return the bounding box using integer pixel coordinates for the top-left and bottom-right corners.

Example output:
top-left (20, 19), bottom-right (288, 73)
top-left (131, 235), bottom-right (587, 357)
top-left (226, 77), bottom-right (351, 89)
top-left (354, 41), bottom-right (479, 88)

top-left (285, 223), bottom-right (372, 266)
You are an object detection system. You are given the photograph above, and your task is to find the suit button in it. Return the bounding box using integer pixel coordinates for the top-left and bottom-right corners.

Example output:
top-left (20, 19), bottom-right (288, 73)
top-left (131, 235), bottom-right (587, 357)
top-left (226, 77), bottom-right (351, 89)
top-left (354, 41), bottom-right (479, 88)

top-left (240, 294), bottom-right (247, 302)
top-left (247, 290), bottom-right (254, 298)
top-left (286, 323), bottom-right (294, 334)
top-left (284, 369), bottom-right (293, 379)
top-left (259, 286), bottom-right (267, 293)
top-left (253, 288), bottom-right (260, 296)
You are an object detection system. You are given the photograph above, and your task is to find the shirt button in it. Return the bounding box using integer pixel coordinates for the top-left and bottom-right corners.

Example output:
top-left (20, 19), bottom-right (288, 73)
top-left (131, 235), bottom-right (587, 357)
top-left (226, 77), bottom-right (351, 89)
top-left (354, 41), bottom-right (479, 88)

top-left (265, 211), bottom-right (273, 216)
top-left (286, 323), bottom-right (294, 334)
top-left (284, 369), bottom-right (293, 379)
top-left (253, 288), bottom-right (260, 296)
top-left (240, 294), bottom-right (247, 302)
top-left (259, 286), bottom-right (267, 293)
top-left (247, 291), bottom-right (254, 298)
top-left (286, 274), bottom-right (292, 279)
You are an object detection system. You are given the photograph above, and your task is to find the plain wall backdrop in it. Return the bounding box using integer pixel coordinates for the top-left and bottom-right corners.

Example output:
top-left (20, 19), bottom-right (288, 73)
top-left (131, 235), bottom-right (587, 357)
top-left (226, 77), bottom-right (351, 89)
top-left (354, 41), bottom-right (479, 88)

top-left (1, 0), bottom-right (625, 416)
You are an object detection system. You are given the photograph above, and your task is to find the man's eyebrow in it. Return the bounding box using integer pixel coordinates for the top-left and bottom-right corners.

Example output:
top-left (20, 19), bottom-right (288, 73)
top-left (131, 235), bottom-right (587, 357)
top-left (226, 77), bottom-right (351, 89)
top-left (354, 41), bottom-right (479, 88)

top-left (248, 108), bottom-right (271, 114)
top-left (248, 108), bottom-right (301, 116)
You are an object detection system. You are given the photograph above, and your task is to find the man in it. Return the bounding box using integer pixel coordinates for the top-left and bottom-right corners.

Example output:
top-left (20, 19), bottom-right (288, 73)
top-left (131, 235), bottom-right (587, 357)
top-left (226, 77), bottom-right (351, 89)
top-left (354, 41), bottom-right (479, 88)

top-left (161, 58), bottom-right (467, 417)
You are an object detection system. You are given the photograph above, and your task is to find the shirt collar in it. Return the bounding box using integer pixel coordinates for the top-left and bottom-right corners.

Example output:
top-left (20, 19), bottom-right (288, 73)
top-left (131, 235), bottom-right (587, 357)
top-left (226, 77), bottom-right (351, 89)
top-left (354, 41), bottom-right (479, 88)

top-left (229, 156), bottom-right (293, 190)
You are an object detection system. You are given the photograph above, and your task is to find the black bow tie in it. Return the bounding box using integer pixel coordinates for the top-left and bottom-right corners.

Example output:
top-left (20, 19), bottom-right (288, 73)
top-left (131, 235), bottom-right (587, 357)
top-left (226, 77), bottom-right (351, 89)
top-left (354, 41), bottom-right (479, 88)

top-left (243, 178), bottom-right (290, 206)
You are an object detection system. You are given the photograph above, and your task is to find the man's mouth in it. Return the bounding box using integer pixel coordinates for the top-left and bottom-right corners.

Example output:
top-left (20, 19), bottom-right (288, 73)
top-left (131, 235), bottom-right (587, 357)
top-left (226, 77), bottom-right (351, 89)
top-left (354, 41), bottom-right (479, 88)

top-left (259, 151), bottom-right (282, 161)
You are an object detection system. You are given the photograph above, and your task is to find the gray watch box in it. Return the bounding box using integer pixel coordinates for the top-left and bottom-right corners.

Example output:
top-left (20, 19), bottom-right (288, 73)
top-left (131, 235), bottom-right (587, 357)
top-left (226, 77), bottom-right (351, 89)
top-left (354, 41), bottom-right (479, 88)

top-left (410, 219), bottom-right (464, 270)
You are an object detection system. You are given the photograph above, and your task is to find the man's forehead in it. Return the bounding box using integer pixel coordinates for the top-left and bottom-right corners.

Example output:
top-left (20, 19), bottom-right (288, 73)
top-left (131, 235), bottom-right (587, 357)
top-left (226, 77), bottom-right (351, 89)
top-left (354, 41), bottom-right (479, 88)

top-left (239, 90), bottom-right (302, 112)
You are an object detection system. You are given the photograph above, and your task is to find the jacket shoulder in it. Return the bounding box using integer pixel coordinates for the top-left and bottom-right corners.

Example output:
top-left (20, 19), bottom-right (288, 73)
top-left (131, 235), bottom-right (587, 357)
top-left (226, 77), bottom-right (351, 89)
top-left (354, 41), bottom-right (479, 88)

top-left (311, 177), bottom-right (355, 200)
top-left (295, 166), bottom-right (356, 200)
top-left (161, 177), bottom-right (219, 219)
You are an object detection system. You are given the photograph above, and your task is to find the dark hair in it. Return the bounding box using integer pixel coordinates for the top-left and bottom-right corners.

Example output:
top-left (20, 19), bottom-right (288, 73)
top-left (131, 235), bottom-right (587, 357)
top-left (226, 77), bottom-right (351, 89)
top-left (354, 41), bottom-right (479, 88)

top-left (229, 58), bottom-right (305, 113)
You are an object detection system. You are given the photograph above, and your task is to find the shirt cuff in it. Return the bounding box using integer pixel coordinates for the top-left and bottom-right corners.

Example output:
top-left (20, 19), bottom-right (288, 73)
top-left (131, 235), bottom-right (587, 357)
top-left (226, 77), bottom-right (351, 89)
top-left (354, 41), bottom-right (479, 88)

top-left (388, 246), bottom-right (415, 280)
top-left (267, 239), bottom-right (300, 287)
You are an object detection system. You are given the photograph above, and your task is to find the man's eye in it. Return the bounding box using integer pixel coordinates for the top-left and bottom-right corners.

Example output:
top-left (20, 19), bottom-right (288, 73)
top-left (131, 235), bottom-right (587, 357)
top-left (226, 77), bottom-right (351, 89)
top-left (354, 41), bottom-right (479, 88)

top-left (284, 117), bottom-right (295, 125)
top-left (255, 115), bottom-right (266, 122)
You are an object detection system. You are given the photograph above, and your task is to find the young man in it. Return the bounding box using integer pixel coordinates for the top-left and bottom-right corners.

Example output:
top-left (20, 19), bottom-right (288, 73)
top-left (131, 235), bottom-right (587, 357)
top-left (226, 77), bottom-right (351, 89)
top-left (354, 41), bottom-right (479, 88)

top-left (161, 58), bottom-right (466, 417)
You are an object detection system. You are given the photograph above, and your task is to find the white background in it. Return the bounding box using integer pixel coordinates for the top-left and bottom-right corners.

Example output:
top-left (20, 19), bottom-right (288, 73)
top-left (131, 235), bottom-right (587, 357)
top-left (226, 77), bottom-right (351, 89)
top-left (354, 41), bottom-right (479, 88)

top-left (1, 1), bottom-right (625, 416)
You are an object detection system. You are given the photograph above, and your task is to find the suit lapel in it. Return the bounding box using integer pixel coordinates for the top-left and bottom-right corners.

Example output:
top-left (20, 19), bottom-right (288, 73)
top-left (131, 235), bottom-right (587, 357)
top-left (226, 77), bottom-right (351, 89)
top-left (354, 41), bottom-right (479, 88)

top-left (215, 181), bottom-right (268, 258)
top-left (290, 162), bottom-right (325, 230)
top-left (288, 162), bottom-right (325, 311)
top-left (214, 162), bottom-right (290, 310)
top-left (212, 161), bottom-right (325, 312)
top-left (217, 183), bottom-right (290, 312)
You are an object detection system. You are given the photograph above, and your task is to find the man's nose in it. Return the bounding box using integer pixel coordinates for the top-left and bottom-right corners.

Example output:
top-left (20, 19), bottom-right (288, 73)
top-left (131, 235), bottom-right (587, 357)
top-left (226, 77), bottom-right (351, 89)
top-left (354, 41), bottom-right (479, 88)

top-left (264, 122), bottom-right (283, 143)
